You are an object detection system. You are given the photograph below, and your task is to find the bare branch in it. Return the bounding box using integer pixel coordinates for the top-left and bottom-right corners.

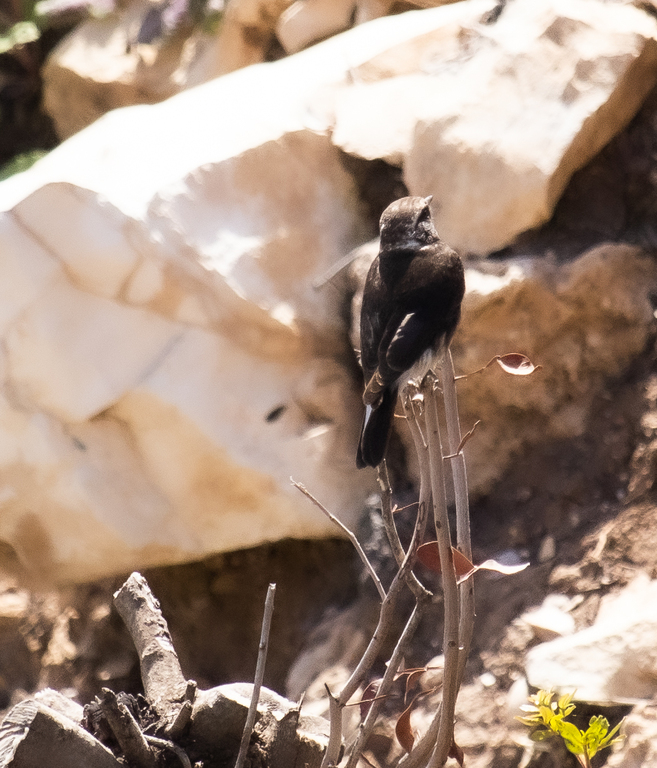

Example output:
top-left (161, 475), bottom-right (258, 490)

top-left (235, 583), bottom-right (277, 768)
top-left (423, 376), bottom-right (460, 768)
top-left (99, 688), bottom-right (156, 768)
top-left (442, 420), bottom-right (481, 460)
top-left (292, 479), bottom-right (386, 602)
top-left (320, 684), bottom-right (343, 768)
top-left (344, 598), bottom-right (428, 768)
top-left (441, 349), bottom-right (476, 691)
top-left (377, 460), bottom-right (431, 600)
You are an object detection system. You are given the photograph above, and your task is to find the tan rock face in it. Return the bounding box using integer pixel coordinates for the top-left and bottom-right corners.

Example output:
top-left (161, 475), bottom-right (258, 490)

top-left (277, 0), bottom-right (356, 54)
top-left (0, 124), bottom-right (371, 583)
top-left (5, 0), bottom-right (657, 583)
top-left (332, 0), bottom-right (657, 254)
top-left (350, 242), bottom-right (657, 495)
top-left (454, 243), bottom-right (657, 493)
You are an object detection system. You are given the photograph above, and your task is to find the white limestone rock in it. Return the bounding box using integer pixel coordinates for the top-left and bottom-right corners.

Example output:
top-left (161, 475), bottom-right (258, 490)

top-left (41, 0), bottom-right (657, 256)
top-left (526, 575), bottom-right (657, 703)
top-left (332, 0), bottom-right (657, 254)
top-left (277, 0), bottom-right (356, 54)
top-left (520, 594), bottom-right (576, 642)
top-left (0, 50), bottom-right (397, 581)
top-left (606, 700), bottom-right (657, 767)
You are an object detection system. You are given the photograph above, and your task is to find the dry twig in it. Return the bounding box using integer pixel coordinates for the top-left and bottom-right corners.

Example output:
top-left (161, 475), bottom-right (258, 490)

top-left (235, 583), bottom-right (277, 768)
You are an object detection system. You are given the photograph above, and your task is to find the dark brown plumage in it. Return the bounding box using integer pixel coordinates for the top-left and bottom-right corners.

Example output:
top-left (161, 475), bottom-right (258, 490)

top-left (356, 196), bottom-right (465, 469)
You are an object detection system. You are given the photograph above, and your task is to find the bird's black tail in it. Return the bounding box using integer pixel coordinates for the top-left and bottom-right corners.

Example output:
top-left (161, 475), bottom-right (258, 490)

top-left (356, 387), bottom-right (397, 469)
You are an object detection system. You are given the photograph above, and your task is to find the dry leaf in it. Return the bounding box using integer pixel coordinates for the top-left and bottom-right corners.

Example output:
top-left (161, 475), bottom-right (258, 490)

top-left (495, 353), bottom-right (540, 375)
top-left (395, 700), bottom-right (416, 753)
top-left (417, 543), bottom-right (474, 577)
top-left (359, 680), bottom-right (382, 720)
top-left (449, 739), bottom-right (465, 766)
top-left (417, 543), bottom-right (529, 581)
top-left (477, 559), bottom-right (529, 575)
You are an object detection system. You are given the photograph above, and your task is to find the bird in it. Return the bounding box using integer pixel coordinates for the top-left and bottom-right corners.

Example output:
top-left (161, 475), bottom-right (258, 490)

top-left (356, 195), bottom-right (465, 469)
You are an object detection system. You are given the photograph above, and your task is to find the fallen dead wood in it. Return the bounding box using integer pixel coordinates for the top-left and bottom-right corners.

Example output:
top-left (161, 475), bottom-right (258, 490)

top-left (0, 572), bottom-right (329, 768)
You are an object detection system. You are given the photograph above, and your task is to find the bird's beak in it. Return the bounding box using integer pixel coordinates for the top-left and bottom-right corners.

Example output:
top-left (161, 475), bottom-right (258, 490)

top-left (424, 195), bottom-right (433, 205)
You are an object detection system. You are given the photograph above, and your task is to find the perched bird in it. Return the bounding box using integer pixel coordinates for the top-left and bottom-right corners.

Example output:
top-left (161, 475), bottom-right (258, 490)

top-left (356, 196), bottom-right (465, 469)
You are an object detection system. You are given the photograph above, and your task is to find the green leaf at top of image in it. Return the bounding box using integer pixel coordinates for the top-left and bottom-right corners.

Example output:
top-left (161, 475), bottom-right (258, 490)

top-left (0, 150), bottom-right (49, 182)
top-left (0, 21), bottom-right (40, 54)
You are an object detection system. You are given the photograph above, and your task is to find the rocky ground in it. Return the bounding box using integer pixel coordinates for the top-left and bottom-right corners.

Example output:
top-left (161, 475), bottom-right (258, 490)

top-left (0, 316), bottom-right (655, 766)
top-left (4, 1), bottom-right (657, 766)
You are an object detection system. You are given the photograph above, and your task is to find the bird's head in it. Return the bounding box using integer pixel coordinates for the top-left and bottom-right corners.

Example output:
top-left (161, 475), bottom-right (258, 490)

top-left (379, 196), bottom-right (439, 252)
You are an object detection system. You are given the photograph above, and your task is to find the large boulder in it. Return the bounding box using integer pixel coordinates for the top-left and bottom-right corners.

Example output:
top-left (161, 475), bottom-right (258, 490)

top-left (350, 241), bottom-right (657, 494)
top-left (526, 574), bottom-right (657, 703)
top-left (332, 0), bottom-right (657, 254)
top-left (0, 26), bottom-right (414, 579)
top-left (4, 0), bottom-right (657, 581)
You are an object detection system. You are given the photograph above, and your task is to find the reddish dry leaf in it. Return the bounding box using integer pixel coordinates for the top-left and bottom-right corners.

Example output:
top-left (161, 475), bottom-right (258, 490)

top-left (359, 679), bottom-right (382, 720)
top-left (449, 739), bottom-right (465, 766)
top-left (395, 700), bottom-right (416, 753)
top-left (417, 543), bottom-right (474, 577)
top-left (453, 548), bottom-right (475, 577)
top-left (495, 353), bottom-right (540, 375)
top-left (417, 541), bottom-right (441, 572)
top-left (417, 543), bottom-right (528, 582)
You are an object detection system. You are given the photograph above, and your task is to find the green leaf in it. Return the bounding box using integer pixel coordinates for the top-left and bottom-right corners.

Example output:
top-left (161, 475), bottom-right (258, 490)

top-left (516, 715), bottom-right (542, 727)
top-left (0, 20), bottom-right (40, 54)
top-left (0, 150), bottom-right (48, 181)
top-left (558, 691), bottom-right (575, 710)
top-left (599, 719), bottom-right (624, 748)
top-left (530, 729), bottom-right (555, 743)
top-left (557, 721), bottom-right (586, 755)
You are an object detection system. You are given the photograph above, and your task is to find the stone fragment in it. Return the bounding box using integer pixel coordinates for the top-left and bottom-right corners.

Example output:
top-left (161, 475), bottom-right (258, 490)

top-left (0, 699), bottom-right (122, 768)
top-left (520, 594), bottom-right (576, 642)
top-left (189, 683), bottom-right (328, 768)
top-left (276, 0), bottom-right (356, 54)
top-left (211, 0), bottom-right (295, 74)
top-left (0, 588), bottom-right (29, 625)
top-left (526, 575), bottom-right (657, 702)
top-left (332, 0), bottom-right (657, 254)
top-left (42, 0), bottom-right (187, 139)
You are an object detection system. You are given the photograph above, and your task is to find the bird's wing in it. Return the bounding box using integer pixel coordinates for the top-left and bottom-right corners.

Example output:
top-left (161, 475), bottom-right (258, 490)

top-left (385, 311), bottom-right (437, 373)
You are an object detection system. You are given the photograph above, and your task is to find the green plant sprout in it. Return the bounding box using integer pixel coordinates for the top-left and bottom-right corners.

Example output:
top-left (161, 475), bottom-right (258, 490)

top-left (517, 689), bottom-right (624, 768)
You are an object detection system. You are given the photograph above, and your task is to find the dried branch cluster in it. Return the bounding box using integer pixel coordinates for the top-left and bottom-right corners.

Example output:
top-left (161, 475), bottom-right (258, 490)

top-left (0, 351), bottom-right (534, 768)
top-left (300, 350), bottom-right (475, 768)
top-left (298, 350), bottom-right (534, 767)
top-left (0, 573), bottom-right (329, 768)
